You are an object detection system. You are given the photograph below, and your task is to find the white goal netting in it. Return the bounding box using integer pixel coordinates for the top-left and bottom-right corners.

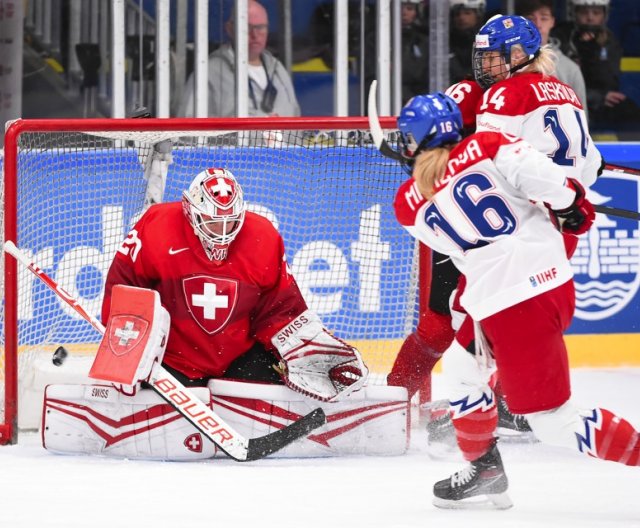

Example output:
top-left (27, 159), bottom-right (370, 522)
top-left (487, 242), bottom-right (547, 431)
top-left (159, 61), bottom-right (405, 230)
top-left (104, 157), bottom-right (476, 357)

top-left (0, 118), bottom-right (421, 442)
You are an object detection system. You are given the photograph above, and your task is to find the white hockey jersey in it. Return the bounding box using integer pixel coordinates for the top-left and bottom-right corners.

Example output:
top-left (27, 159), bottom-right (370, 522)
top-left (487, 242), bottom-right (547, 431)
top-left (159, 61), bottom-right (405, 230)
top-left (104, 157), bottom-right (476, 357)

top-left (394, 131), bottom-right (577, 320)
top-left (475, 72), bottom-right (601, 188)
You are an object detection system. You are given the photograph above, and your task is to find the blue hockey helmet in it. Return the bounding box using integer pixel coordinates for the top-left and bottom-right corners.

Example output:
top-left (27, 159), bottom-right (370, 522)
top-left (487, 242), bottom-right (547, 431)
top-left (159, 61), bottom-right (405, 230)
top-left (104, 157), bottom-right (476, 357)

top-left (397, 92), bottom-right (463, 156)
top-left (472, 14), bottom-right (542, 89)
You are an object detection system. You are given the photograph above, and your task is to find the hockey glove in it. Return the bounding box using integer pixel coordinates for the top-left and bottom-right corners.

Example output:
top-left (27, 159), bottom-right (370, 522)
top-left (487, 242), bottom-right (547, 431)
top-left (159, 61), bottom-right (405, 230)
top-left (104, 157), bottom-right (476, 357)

top-left (551, 178), bottom-right (595, 236)
top-left (272, 310), bottom-right (369, 402)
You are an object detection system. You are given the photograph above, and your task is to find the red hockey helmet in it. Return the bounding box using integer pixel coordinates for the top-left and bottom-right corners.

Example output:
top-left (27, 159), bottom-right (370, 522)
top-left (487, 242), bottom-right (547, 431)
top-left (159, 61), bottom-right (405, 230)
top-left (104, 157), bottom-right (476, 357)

top-left (182, 168), bottom-right (246, 260)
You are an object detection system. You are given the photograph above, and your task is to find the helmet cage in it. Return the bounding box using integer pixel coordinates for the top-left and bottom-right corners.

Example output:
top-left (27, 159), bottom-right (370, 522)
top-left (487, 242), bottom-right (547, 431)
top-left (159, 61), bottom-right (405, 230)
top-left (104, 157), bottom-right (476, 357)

top-left (472, 15), bottom-right (541, 89)
top-left (397, 93), bottom-right (463, 157)
top-left (568, 0), bottom-right (609, 22)
top-left (182, 168), bottom-right (246, 260)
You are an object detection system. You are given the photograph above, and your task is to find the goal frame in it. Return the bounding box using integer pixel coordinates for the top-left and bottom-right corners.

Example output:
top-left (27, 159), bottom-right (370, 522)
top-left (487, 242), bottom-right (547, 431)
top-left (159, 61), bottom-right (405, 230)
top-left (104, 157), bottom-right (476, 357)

top-left (2, 115), bottom-right (422, 445)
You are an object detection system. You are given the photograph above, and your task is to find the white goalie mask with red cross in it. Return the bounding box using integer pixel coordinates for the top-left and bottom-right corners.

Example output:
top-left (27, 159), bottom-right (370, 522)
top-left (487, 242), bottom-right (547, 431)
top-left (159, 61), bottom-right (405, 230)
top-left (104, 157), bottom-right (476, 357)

top-left (182, 168), bottom-right (246, 261)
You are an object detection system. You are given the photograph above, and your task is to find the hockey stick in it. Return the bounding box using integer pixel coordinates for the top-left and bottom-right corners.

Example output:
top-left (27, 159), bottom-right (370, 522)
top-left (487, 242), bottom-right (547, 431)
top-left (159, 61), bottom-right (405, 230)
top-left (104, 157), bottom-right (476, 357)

top-left (3, 241), bottom-right (326, 461)
top-left (603, 163), bottom-right (640, 177)
top-left (368, 81), bottom-right (640, 222)
top-left (594, 204), bottom-right (640, 221)
top-left (367, 80), bottom-right (409, 163)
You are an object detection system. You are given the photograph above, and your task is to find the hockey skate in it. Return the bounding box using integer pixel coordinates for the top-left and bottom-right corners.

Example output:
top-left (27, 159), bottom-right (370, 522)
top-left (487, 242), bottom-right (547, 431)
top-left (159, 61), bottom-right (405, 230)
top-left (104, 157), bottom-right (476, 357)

top-left (433, 440), bottom-right (513, 510)
top-left (496, 396), bottom-right (534, 441)
top-left (424, 399), bottom-right (460, 459)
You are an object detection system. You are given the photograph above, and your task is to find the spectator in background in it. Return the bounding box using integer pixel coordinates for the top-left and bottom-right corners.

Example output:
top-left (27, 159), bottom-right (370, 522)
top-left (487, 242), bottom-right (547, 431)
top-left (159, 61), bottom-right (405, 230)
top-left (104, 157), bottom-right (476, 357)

top-left (365, 0), bottom-right (429, 104)
top-left (449, 0), bottom-right (486, 83)
top-left (516, 0), bottom-right (588, 114)
top-left (553, 0), bottom-right (640, 131)
top-left (178, 0), bottom-right (300, 118)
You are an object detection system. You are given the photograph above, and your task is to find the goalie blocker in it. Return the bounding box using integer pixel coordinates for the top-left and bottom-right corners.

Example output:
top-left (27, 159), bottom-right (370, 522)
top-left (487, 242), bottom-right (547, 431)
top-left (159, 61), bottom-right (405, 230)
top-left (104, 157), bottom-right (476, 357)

top-left (42, 380), bottom-right (409, 459)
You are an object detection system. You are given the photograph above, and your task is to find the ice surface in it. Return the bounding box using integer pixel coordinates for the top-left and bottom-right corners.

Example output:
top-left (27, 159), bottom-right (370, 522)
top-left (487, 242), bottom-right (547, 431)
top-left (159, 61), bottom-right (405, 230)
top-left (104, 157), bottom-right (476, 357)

top-left (2, 369), bottom-right (639, 528)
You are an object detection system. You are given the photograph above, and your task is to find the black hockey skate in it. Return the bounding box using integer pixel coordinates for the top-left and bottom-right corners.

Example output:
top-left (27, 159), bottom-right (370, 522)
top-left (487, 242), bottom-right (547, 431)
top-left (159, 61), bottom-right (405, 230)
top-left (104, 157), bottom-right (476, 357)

top-left (497, 396), bottom-right (533, 439)
top-left (433, 440), bottom-right (513, 510)
top-left (424, 399), bottom-right (459, 459)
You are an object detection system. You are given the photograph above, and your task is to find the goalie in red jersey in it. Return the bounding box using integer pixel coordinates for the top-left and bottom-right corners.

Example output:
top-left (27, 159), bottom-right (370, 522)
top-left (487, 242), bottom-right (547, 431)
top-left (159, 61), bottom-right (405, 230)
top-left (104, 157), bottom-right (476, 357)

top-left (43, 168), bottom-right (414, 461)
top-left (102, 167), bottom-right (367, 401)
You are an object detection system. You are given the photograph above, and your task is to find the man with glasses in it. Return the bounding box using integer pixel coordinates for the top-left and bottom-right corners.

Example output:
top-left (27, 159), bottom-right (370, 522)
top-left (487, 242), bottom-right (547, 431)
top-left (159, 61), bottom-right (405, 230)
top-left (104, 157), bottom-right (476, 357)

top-left (178, 0), bottom-right (300, 118)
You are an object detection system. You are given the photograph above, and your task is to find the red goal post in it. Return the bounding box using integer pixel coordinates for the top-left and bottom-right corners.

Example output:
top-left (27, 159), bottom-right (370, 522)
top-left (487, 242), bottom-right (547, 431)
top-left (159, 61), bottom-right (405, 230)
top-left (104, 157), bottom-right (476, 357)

top-left (1, 116), bottom-right (428, 444)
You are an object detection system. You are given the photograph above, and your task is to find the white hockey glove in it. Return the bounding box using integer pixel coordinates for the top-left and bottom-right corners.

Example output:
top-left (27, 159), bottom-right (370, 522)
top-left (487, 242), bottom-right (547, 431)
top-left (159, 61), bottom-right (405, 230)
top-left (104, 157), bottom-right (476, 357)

top-left (89, 285), bottom-right (170, 395)
top-left (271, 310), bottom-right (369, 402)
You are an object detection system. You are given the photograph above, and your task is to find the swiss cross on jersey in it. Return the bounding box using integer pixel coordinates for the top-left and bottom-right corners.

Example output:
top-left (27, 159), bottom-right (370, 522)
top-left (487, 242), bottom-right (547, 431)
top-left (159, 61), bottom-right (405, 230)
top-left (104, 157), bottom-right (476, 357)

top-left (202, 172), bottom-right (239, 214)
top-left (182, 275), bottom-right (239, 334)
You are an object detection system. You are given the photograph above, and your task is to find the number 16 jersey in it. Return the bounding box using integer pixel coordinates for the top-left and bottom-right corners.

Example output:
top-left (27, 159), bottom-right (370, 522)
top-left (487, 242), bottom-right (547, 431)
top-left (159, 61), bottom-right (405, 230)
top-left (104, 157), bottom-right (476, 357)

top-left (394, 131), bottom-right (578, 321)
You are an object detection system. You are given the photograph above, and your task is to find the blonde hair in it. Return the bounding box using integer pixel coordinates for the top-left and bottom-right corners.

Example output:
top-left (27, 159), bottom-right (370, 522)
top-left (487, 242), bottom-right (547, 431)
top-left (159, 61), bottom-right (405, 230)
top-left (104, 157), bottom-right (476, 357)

top-left (515, 44), bottom-right (557, 77)
top-left (412, 147), bottom-right (451, 200)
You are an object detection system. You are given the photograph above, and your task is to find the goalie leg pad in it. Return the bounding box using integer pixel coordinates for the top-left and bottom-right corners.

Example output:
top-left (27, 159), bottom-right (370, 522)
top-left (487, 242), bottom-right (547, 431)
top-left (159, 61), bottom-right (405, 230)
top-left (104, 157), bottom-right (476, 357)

top-left (43, 384), bottom-right (216, 460)
top-left (208, 379), bottom-right (409, 457)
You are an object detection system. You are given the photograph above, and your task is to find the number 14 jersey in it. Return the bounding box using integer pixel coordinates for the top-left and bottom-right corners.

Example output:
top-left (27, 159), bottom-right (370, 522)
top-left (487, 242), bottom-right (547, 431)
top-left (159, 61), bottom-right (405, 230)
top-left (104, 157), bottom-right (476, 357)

top-left (475, 72), bottom-right (601, 188)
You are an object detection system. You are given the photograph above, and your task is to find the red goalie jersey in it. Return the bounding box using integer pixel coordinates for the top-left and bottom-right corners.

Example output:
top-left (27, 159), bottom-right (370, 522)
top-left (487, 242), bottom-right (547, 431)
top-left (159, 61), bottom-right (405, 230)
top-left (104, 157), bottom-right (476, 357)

top-left (102, 204), bottom-right (307, 379)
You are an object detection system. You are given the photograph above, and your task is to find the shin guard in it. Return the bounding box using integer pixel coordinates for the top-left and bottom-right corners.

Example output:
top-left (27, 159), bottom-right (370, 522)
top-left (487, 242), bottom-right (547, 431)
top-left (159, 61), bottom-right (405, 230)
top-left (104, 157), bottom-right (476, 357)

top-left (578, 408), bottom-right (640, 466)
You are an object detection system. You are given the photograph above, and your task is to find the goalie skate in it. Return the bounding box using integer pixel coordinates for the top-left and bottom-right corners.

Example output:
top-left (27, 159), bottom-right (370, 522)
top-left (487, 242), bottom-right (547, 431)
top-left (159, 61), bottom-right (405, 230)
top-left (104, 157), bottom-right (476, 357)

top-left (433, 441), bottom-right (512, 510)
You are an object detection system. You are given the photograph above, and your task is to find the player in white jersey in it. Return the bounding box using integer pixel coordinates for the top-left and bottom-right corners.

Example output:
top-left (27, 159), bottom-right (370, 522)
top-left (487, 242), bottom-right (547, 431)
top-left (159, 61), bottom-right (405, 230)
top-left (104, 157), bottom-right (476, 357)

top-left (473, 14), bottom-right (602, 193)
top-left (394, 92), bottom-right (640, 510)
top-left (397, 15), bottom-right (608, 459)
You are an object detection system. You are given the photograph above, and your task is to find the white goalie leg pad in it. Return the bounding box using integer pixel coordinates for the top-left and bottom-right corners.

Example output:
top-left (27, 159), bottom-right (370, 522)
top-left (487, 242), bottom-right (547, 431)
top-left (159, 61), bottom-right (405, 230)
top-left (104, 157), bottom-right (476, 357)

top-left (19, 353), bottom-right (94, 430)
top-left (525, 400), bottom-right (584, 450)
top-left (43, 384), bottom-right (216, 460)
top-left (272, 309), bottom-right (369, 402)
top-left (441, 340), bottom-right (495, 419)
top-left (208, 379), bottom-right (409, 457)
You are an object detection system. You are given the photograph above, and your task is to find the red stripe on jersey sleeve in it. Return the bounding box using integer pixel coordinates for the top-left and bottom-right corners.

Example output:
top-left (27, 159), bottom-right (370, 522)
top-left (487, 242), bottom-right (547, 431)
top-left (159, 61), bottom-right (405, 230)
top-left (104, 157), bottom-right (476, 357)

top-left (394, 178), bottom-right (426, 227)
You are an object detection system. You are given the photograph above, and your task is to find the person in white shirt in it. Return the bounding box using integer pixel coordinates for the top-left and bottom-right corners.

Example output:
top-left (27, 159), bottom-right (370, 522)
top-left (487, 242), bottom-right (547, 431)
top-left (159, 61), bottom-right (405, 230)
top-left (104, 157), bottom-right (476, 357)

top-left (178, 0), bottom-right (300, 118)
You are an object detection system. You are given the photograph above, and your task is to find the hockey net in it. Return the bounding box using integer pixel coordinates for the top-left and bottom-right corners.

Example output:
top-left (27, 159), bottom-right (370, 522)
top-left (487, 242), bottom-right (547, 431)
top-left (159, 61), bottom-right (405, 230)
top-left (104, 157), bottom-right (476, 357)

top-left (0, 116), bottom-right (422, 443)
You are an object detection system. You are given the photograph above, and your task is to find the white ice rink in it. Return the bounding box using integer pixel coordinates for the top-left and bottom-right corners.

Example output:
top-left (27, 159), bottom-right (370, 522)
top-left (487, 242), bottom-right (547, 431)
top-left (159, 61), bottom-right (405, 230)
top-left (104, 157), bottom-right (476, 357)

top-left (2, 368), bottom-right (639, 528)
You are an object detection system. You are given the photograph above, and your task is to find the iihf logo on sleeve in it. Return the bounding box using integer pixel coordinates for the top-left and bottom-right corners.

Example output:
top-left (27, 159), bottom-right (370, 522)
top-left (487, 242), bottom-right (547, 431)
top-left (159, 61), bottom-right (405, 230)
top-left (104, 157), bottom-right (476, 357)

top-left (570, 173), bottom-right (640, 321)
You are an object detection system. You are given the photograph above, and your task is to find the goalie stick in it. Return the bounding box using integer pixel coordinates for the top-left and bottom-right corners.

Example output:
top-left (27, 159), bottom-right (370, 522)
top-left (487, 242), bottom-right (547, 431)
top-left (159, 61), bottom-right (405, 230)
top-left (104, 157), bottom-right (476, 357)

top-left (3, 240), bottom-right (326, 461)
top-left (367, 80), bottom-right (640, 222)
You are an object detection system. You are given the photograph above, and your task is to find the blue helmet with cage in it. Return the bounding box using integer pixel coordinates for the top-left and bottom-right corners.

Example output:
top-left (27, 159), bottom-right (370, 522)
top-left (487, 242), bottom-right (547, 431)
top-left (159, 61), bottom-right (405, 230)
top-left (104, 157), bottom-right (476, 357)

top-left (472, 14), bottom-right (542, 89)
top-left (397, 92), bottom-right (463, 157)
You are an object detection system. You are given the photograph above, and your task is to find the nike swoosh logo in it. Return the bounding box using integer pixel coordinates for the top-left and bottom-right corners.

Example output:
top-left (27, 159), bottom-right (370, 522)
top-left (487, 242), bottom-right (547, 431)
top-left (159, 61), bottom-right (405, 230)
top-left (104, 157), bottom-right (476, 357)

top-left (168, 247), bottom-right (189, 255)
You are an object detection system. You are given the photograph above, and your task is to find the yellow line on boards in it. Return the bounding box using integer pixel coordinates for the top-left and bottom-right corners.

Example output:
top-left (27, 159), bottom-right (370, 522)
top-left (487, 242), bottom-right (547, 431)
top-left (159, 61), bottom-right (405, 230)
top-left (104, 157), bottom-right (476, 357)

top-left (8, 334), bottom-right (639, 376)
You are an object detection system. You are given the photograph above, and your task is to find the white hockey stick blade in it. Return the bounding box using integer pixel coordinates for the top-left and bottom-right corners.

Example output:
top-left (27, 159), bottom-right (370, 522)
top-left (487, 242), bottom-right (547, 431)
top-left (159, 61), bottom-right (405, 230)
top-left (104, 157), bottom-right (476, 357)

top-left (367, 80), bottom-right (404, 162)
top-left (3, 240), bottom-right (326, 461)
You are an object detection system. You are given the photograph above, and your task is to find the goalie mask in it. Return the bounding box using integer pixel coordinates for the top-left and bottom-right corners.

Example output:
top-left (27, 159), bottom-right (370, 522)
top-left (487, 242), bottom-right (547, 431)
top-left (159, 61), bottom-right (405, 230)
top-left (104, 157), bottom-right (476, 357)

top-left (182, 168), bottom-right (246, 261)
top-left (472, 15), bottom-right (541, 89)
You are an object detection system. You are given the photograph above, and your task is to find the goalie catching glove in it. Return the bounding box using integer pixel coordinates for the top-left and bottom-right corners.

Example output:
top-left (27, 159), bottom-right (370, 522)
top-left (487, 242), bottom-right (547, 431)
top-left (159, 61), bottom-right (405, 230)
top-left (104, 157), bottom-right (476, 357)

top-left (272, 310), bottom-right (368, 402)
